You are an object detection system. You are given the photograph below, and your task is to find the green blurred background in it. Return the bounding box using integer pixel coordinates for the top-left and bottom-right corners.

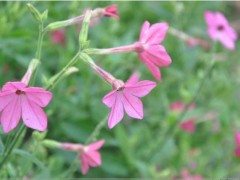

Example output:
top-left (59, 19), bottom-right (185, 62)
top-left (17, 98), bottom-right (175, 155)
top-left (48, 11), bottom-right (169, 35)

top-left (0, 1), bottom-right (240, 178)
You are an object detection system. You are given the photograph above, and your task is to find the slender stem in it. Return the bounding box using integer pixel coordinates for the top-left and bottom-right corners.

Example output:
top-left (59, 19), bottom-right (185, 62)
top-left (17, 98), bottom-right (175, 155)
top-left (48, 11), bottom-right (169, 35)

top-left (45, 53), bottom-right (80, 91)
top-left (35, 22), bottom-right (44, 60)
top-left (0, 124), bottom-right (25, 168)
top-left (85, 115), bottom-right (108, 144)
top-left (84, 44), bottom-right (137, 55)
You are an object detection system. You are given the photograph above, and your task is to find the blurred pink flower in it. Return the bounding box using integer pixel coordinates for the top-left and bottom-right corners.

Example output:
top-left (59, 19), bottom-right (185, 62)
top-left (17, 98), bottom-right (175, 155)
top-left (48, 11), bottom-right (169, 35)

top-left (170, 101), bottom-right (195, 111)
top-left (0, 82), bottom-right (52, 133)
top-left (50, 29), bottom-right (65, 45)
top-left (180, 118), bottom-right (195, 133)
top-left (103, 4), bottom-right (119, 19)
top-left (234, 132), bottom-right (240, 157)
top-left (235, 131), bottom-right (240, 145)
top-left (103, 74), bottom-right (156, 128)
top-left (235, 146), bottom-right (240, 157)
top-left (204, 11), bottom-right (238, 50)
top-left (181, 169), bottom-right (203, 180)
top-left (136, 21), bottom-right (172, 80)
top-left (61, 140), bottom-right (105, 175)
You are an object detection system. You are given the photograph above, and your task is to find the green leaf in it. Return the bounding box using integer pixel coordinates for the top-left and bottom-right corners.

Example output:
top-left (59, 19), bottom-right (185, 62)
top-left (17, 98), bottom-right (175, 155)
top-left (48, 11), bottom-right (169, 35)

top-left (0, 138), bottom-right (4, 156)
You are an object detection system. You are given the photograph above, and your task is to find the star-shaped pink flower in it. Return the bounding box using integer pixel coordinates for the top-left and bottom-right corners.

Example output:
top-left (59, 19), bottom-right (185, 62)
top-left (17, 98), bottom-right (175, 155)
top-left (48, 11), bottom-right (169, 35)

top-left (0, 81), bottom-right (52, 133)
top-left (61, 140), bottom-right (105, 175)
top-left (102, 74), bottom-right (156, 128)
top-left (80, 140), bottom-right (104, 174)
top-left (136, 21), bottom-right (172, 80)
top-left (204, 11), bottom-right (238, 50)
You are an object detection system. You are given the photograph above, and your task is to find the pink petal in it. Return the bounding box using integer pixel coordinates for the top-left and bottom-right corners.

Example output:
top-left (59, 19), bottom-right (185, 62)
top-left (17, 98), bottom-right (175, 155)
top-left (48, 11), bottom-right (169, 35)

top-left (142, 22), bottom-right (169, 44)
top-left (180, 118), bottom-right (195, 133)
top-left (2, 82), bottom-right (26, 91)
top-left (21, 96), bottom-right (47, 131)
top-left (204, 11), bottom-right (217, 27)
top-left (102, 90), bottom-right (117, 108)
top-left (140, 21), bottom-right (150, 40)
top-left (108, 93), bottom-right (124, 129)
top-left (80, 154), bottom-right (89, 175)
top-left (207, 28), bottom-right (218, 40)
top-left (218, 32), bottom-right (235, 50)
top-left (125, 73), bottom-right (139, 87)
top-left (25, 87), bottom-right (52, 107)
top-left (85, 151), bottom-right (101, 167)
top-left (139, 53), bottom-right (162, 81)
top-left (225, 26), bottom-right (238, 41)
top-left (88, 140), bottom-right (105, 151)
top-left (145, 45), bottom-right (172, 67)
top-left (215, 12), bottom-right (228, 26)
top-left (104, 4), bottom-right (119, 19)
top-left (0, 91), bottom-right (15, 112)
top-left (0, 96), bottom-right (21, 133)
top-left (235, 132), bottom-right (240, 145)
top-left (125, 80), bottom-right (156, 97)
top-left (122, 92), bottom-right (143, 119)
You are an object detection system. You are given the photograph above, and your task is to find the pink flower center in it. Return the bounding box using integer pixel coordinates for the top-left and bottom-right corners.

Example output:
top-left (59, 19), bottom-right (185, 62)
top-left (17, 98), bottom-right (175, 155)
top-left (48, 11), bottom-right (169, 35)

top-left (217, 25), bottom-right (224, 31)
top-left (16, 90), bottom-right (25, 95)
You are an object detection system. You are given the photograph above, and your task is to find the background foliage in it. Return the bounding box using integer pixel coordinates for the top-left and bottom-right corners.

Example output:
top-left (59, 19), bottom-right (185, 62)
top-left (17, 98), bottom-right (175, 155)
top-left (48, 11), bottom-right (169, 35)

top-left (0, 1), bottom-right (240, 178)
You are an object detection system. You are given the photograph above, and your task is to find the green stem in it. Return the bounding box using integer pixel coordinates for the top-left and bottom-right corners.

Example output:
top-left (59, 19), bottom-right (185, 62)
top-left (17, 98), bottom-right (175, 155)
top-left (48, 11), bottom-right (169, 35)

top-left (0, 124), bottom-right (25, 169)
top-left (35, 22), bottom-right (44, 60)
top-left (85, 115), bottom-right (108, 144)
top-left (45, 53), bottom-right (80, 91)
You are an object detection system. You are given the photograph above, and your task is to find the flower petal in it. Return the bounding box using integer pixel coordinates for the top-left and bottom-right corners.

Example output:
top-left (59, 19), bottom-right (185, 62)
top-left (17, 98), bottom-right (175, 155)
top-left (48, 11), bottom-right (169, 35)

top-left (2, 82), bottom-right (26, 91)
top-left (139, 53), bottom-right (162, 81)
top-left (142, 22), bottom-right (169, 44)
top-left (86, 151), bottom-right (101, 167)
top-left (125, 80), bottom-right (156, 97)
top-left (125, 73), bottom-right (139, 87)
top-left (145, 45), bottom-right (172, 67)
top-left (140, 21), bottom-right (150, 40)
top-left (218, 32), bottom-right (235, 50)
top-left (0, 91), bottom-right (15, 112)
top-left (80, 154), bottom-right (89, 175)
top-left (108, 93), bottom-right (124, 129)
top-left (122, 92), bottom-right (143, 119)
top-left (21, 96), bottom-right (47, 131)
top-left (88, 140), bottom-right (105, 151)
top-left (204, 11), bottom-right (217, 27)
top-left (0, 96), bottom-right (21, 133)
top-left (102, 90), bottom-right (117, 108)
top-left (25, 87), bottom-right (52, 107)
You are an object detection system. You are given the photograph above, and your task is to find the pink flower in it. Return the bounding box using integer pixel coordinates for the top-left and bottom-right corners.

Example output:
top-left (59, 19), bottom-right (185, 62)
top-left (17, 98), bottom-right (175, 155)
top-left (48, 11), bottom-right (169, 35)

top-left (180, 118), bottom-right (195, 133)
top-left (103, 5), bottom-right (119, 19)
top-left (0, 82), bottom-right (52, 133)
top-left (170, 101), bottom-right (195, 111)
top-left (204, 11), bottom-right (238, 50)
top-left (136, 21), bottom-right (172, 80)
top-left (235, 131), bottom-right (240, 145)
top-left (102, 74), bottom-right (156, 128)
top-left (235, 146), bottom-right (240, 157)
top-left (50, 29), bottom-right (65, 45)
top-left (181, 169), bottom-right (203, 180)
top-left (61, 140), bottom-right (105, 175)
top-left (170, 101), bottom-right (185, 111)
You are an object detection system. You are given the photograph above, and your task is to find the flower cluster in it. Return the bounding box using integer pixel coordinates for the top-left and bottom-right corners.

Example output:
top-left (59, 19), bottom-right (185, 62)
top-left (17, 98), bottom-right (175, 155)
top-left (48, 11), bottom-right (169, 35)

top-left (0, 3), bottom-right (238, 176)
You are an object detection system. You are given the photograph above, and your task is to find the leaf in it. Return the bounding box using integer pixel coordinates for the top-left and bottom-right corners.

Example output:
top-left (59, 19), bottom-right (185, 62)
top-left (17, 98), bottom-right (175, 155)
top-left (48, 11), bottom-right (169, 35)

top-left (0, 138), bottom-right (4, 156)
